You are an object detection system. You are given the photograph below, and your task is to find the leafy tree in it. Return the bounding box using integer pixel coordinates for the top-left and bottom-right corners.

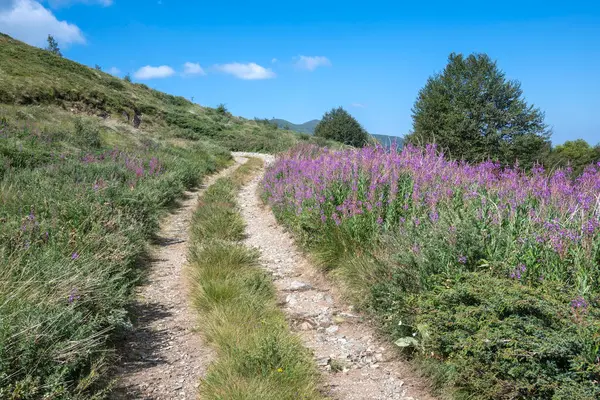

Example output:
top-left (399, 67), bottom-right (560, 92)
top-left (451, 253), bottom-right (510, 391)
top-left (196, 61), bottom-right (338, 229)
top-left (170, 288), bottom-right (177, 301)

top-left (314, 107), bottom-right (369, 147)
top-left (406, 53), bottom-right (551, 168)
top-left (546, 139), bottom-right (600, 176)
top-left (123, 73), bottom-right (132, 82)
top-left (45, 34), bottom-right (62, 57)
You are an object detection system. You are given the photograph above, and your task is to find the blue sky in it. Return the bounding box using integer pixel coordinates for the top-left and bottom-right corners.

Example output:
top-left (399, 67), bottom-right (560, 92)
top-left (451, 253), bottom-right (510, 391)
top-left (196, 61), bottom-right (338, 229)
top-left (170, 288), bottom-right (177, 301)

top-left (1, 0), bottom-right (599, 144)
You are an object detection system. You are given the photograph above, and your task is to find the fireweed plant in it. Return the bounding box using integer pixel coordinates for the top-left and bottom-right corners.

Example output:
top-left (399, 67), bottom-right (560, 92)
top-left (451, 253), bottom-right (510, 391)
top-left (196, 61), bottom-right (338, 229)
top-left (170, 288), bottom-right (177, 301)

top-left (262, 144), bottom-right (600, 399)
top-left (0, 118), bottom-right (229, 398)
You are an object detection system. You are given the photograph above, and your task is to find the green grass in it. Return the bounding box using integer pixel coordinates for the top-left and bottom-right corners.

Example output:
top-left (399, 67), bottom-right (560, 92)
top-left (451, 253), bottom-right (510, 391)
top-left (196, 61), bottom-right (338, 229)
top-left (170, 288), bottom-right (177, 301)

top-left (188, 159), bottom-right (326, 400)
top-left (0, 107), bottom-right (232, 398)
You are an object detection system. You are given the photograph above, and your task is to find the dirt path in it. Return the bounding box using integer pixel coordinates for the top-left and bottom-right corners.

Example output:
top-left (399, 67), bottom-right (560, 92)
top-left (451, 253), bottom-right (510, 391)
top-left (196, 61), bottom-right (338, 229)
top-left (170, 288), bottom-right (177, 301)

top-left (112, 159), bottom-right (245, 399)
top-left (236, 153), bottom-right (434, 400)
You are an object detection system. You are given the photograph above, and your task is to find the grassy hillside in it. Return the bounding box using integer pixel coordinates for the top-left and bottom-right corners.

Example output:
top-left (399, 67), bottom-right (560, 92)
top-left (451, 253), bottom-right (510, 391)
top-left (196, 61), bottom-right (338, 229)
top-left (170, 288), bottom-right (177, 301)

top-left (0, 33), bottom-right (319, 399)
top-left (0, 33), bottom-right (314, 153)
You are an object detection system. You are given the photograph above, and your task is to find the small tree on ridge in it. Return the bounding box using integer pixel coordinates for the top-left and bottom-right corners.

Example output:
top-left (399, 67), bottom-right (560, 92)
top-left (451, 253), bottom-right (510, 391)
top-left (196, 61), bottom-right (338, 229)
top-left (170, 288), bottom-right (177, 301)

top-left (315, 107), bottom-right (369, 147)
top-left (45, 34), bottom-right (62, 57)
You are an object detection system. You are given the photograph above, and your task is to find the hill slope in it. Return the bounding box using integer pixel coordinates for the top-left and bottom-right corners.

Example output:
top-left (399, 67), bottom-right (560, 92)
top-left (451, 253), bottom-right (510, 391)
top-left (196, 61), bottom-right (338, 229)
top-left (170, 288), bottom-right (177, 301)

top-left (0, 33), bottom-right (311, 153)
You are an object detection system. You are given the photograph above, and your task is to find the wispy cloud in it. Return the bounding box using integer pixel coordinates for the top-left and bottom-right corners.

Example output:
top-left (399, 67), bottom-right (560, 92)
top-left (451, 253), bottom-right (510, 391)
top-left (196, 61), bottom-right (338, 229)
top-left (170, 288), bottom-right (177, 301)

top-left (271, 58), bottom-right (278, 63)
top-left (46, 0), bottom-right (113, 8)
top-left (133, 65), bottom-right (175, 80)
top-left (182, 62), bottom-right (206, 76)
top-left (0, 0), bottom-right (85, 47)
top-left (294, 55), bottom-right (331, 71)
top-left (107, 66), bottom-right (120, 76)
top-left (214, 62), bottom-right (275, 80)
top-left (351, 103), bottom-right (366, 108)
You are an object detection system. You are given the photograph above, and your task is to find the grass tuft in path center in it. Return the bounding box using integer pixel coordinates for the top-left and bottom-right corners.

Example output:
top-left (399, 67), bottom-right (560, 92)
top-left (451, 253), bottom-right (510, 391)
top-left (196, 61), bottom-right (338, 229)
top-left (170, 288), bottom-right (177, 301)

top-left (188, 158), bottom-right (326, 400)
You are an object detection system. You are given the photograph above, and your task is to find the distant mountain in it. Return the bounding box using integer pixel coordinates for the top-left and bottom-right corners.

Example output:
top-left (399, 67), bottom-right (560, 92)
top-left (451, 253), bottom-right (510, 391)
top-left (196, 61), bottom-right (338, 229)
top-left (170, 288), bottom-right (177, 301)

top-left (271, 119), bottom-right (320, 134)
top-left (271, 118), bottom-right (403, 149)
top-left (371, 134), bottom-right (404, 149)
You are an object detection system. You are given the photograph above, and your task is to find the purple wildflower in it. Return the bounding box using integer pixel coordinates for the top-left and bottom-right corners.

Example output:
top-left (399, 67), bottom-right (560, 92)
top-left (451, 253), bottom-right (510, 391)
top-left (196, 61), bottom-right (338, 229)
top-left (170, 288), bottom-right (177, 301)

top-left (570, 296), bottom-right (588, 311)
top-left (68, 289), bottom-right (81, 304)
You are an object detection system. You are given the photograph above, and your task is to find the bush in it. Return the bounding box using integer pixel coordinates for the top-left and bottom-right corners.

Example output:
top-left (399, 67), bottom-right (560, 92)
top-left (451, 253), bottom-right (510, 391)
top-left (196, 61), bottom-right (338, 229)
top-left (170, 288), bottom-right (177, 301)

top-left (216, 103), bottom-right (229, 115)
top-left (314, 107), bottom-right (369, 147)
top-left (546, 139), bottom-right (600, 177)
top-left (414, 273), bottom-right (600, 400)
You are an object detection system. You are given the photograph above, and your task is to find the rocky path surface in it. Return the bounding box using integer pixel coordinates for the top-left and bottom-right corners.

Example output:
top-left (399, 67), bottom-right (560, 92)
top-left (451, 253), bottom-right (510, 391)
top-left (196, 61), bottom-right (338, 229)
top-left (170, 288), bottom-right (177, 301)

top-left (113, 160), bottom-right (244, 399)
top-left (236, 153), bottom-right (434, 400)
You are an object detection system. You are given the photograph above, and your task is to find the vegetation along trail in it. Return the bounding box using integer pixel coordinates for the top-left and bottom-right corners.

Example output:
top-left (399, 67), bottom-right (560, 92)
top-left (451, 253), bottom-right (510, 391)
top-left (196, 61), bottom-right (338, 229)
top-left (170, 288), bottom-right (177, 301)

top-left (114, 158), bottom-right (246, 399)
top-left (235, 152), bottom-right (434, 400)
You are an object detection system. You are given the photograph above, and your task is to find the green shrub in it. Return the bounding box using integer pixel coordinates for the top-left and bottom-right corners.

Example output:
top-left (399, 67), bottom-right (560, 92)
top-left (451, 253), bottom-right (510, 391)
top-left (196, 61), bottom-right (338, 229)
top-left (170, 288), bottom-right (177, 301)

top-left (216, 103), bottom-right (228, 115)
top-left (413, 273), bottom-right (600, 400)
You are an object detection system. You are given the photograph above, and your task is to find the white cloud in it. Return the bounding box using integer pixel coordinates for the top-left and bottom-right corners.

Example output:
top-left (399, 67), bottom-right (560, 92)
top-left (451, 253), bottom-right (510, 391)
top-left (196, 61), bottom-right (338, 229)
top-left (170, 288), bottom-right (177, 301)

top-left (294, 55), bottom-right (331, 71)
top-left (46, 0), bottom-right (113, 7)
top-left (214, 62), bottom-right (275, 80)
top-left (107, 66), bottom-right (120, 75)
top-left (351, 103), bottom-right (366, 108)
top-left (271, 58), bottom-right (278, 63)
top-left (182, 62), bottom-right (206, 76)
top-left (133, 65), bottom-right (175, 80)
top-left (0, 0), bottom-right (85, 47)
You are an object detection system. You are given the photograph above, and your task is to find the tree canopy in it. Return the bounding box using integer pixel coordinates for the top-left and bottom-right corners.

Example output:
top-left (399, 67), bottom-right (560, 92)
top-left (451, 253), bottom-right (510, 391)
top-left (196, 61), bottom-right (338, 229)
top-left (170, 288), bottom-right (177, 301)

top-left (546, 139), bottom-right (600, 176)
top-left (314, 107), bottom-right (369, 147)
top-left (405, 53), bottom-right (551, 168)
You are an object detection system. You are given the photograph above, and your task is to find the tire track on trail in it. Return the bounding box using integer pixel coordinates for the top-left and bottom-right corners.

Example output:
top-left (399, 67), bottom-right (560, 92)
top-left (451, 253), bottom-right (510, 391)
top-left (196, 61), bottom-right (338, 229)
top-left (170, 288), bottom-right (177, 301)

top-left (113, 158), bottom-right (246, 400)
top-left (236, 153), bottom-right (435, 400)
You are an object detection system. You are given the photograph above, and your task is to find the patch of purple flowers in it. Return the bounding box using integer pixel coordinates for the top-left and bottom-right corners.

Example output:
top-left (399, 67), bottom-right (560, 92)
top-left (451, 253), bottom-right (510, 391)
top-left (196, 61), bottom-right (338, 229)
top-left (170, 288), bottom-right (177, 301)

top-left (510, 264), bottom-right (527, 280)
top-left (262, 143), bottom-right (600, 290)
top-left (570, 296), bottom-right (588, 310)
top-left (68, 288), bottom-right (81, 304)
